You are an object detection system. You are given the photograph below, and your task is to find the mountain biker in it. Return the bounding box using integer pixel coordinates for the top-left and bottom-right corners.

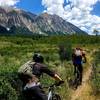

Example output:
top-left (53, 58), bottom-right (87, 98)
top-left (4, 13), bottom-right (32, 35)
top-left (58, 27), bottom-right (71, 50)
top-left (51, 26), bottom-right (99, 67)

top-left (72, 48), bottom-right (86, 85)
top-left (18, 53), bottom-right (64, 100)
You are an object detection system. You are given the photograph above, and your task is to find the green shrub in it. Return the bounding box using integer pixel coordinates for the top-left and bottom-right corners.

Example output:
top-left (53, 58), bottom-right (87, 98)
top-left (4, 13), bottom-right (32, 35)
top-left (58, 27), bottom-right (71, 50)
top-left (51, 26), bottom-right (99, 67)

top-left (0, 76), bottom-right (18, 100)
top-left (0, 35), bottom-right (100, 100)
top-left (58, 41), bottom-right (72, 62)
top-left (91, 50), bottom-right (100, 95)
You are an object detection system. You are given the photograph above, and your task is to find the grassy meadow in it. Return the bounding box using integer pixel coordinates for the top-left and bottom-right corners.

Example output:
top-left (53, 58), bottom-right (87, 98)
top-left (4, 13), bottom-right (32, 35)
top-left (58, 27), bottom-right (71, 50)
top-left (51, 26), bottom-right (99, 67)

top-left (0, 35), bottom-right (100, 100)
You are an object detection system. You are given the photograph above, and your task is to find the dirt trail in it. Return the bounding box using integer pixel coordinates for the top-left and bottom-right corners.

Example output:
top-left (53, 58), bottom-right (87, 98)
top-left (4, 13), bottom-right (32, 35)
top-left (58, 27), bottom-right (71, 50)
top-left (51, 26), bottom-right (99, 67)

top-left (71, 51), bottom-right (96, 100)
top-left (71, 65), bottom-right (95, 100)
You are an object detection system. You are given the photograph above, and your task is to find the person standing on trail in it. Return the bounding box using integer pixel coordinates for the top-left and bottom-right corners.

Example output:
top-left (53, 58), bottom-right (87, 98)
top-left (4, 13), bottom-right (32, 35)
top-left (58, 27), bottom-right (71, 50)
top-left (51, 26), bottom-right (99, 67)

top-left (18, 53), bottom-right (64, 100)
top-left (72, 48), bottom-right (87, 85)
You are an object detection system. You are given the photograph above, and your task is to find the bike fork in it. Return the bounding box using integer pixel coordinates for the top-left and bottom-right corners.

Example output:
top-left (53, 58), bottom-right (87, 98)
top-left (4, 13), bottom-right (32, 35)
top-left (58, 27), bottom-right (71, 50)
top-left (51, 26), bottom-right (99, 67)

top-left (48, 91), bottom-right (52, 100)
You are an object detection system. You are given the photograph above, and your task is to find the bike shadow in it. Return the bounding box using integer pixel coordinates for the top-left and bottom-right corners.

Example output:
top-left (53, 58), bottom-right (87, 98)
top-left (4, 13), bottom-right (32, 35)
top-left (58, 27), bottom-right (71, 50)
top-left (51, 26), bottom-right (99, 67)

top-left (68, 78), bottom-right (80, 90)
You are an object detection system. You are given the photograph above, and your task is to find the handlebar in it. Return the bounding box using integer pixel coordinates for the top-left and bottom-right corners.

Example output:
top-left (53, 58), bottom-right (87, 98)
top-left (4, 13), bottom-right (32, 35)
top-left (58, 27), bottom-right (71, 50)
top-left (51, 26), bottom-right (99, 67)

top-left (42, 81), bottom-right (64, 89)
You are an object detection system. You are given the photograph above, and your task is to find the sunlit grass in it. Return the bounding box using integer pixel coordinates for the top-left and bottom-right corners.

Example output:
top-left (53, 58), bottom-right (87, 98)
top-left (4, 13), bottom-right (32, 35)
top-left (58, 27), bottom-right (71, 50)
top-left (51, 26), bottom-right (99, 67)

top-left (0, 35), bottom-right (100, 100)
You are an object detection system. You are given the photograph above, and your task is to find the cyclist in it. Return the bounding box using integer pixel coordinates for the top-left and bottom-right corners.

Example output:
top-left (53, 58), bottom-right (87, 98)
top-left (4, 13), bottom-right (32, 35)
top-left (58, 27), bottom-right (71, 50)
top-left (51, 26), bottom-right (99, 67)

top-left (18, 53), bottom-right (64, 100)
top-left (72, 48), bottom-right (86, 85)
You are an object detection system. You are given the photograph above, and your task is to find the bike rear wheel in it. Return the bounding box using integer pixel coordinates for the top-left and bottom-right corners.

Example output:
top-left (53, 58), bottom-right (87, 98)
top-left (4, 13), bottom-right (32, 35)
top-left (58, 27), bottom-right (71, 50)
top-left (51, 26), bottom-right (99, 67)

top-left (53, 94), bottom-right (61, 100)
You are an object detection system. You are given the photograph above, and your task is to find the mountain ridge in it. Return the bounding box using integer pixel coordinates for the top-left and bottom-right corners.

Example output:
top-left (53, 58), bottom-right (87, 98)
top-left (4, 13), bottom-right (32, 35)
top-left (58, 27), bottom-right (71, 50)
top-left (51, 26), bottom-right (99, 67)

top-left (0, 7), bottom-right (87, 35)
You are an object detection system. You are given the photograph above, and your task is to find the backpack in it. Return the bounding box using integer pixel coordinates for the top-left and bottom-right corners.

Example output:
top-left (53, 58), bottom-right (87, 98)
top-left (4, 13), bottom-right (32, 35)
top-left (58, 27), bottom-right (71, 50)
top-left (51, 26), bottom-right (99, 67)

top-left (18, 60), bottom-right (40, 84)
top-left (18, 60), bottom-right (35, 75)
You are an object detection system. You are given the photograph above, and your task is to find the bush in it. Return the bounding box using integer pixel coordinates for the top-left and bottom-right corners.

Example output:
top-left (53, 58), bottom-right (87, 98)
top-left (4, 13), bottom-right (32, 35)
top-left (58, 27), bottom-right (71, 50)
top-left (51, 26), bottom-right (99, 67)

top-left (91, 50), bottom-right (100, 95)
top-left (58, 41), bottom-right (72, 63)
top-left (0, 76), bottom-right (18, 100)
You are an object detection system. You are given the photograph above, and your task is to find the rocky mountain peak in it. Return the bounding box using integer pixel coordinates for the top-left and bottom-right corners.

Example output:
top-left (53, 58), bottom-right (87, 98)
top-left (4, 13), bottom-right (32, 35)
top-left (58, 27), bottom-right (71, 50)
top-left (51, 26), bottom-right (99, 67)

top-left (0, 7), bottom-right (87, 35)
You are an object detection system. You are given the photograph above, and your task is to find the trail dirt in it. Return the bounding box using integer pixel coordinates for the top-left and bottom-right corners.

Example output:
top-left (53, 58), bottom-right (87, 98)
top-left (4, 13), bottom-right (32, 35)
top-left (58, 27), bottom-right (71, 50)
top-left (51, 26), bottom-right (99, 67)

top-left (71, 51), bottom-right (96, 100)
top-left (71, 65), bottom-right (95, 100)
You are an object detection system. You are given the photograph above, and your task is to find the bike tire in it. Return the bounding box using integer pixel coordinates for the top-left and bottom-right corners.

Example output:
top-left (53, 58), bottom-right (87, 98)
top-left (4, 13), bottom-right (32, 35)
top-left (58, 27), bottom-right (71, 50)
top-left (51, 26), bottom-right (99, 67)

top-left (53, 94), bottom-right (61, 100)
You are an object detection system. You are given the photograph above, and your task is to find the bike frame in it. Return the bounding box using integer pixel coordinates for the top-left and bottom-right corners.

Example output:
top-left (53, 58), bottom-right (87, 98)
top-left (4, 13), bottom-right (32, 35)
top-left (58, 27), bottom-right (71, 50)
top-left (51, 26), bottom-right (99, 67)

top-left (47, 84), bottom-right (59, 100)
top-left (48, 90), bottom-right (52, 100)
top-left (43, 82), bottom-right (63, 100)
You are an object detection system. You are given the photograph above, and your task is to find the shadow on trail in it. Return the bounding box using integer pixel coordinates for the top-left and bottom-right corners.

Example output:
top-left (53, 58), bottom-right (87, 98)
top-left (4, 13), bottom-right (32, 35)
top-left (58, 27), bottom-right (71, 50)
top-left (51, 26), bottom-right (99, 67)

top-left (68, 77), bottom-right (81, 90)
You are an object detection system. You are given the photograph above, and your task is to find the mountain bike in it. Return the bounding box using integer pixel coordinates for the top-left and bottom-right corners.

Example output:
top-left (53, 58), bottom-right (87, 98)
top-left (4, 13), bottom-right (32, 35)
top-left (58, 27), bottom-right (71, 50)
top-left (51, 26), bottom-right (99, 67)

top-left (23, 81), bottom-right (64, 100)
top-left (46, 83), bottom-right (62, 100)
top-left (68, 65), bottom-right (82, 89)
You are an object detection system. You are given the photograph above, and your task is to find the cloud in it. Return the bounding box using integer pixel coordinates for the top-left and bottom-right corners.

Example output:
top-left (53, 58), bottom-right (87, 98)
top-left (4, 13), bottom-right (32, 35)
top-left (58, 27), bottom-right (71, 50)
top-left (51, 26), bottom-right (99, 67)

top-left (42, 0), bottom-right (65, 15)
top-left (0, 0), bottom-right (20, 6)
top-left (42, 0), bottom-right (100, 34)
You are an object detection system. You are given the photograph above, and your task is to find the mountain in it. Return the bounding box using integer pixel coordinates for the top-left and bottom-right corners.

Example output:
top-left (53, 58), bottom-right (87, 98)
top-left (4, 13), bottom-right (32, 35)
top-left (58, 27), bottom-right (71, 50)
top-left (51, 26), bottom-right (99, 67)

top-left (0, 7), bottom-right (87, 35)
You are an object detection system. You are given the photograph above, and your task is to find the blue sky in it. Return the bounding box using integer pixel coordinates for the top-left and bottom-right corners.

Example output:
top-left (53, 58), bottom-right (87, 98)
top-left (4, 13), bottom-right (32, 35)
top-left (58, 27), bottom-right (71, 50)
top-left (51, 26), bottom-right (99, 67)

top-left (16, 0), bottom-right (44, 14)
top-left (0, 0), bottom-right (100, 34)
top-left (16, 0), bottom-right (100, 16)
top-left (91, 1), bottom-right (100, 16)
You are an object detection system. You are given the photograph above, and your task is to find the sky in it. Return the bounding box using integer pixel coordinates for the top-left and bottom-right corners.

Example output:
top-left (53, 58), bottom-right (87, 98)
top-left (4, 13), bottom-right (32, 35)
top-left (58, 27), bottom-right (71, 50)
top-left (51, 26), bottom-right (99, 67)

top-left (0, 0), bottom-right (100, 34)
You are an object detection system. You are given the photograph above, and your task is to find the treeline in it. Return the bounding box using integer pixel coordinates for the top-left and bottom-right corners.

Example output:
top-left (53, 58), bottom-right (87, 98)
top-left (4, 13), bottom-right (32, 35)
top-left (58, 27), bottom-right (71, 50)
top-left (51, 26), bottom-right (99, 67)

top-left (0, 34), bottom-right (100, 45)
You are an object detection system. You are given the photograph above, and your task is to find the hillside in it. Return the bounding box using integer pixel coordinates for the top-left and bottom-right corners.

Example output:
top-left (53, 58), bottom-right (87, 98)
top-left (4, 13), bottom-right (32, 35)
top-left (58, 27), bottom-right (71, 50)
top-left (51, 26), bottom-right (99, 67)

top-left (0, 35), bottom-right (100, 100)
top-left (0, 7), bottom-right (87, 35)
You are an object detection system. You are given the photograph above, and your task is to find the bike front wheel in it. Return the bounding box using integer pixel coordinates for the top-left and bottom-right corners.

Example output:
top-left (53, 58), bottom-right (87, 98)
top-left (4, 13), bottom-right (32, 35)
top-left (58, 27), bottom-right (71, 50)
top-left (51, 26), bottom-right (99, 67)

top-left (52, 94), bottom-right (61, 100)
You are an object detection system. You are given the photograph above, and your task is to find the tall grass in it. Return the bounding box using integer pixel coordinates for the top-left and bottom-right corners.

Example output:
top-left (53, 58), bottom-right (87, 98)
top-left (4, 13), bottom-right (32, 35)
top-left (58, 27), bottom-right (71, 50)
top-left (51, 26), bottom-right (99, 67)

top-left (0, 35), bottom-right (100, 100)
top-left (91, 49), bottom-right (100, 97)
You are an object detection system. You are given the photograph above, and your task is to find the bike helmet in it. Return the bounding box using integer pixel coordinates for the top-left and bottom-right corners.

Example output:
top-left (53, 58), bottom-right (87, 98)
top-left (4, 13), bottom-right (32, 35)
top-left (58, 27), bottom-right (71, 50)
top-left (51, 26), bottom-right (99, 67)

top-left (33, 53), bottom-right (44, 63)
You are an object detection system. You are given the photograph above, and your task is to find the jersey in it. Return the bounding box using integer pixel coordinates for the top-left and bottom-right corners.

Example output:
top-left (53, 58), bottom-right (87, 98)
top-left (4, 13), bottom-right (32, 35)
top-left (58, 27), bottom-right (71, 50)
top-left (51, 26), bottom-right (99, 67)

top-left (18, 61), bottom-right (55, 85)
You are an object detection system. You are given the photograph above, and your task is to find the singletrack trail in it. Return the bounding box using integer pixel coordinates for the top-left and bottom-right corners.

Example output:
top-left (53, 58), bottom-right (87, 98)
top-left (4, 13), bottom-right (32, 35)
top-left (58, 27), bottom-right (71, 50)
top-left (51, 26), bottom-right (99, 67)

top-left (71, 50), bottom-right (96, 100)
top-left (71, 65), bottom-right (95, 100)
